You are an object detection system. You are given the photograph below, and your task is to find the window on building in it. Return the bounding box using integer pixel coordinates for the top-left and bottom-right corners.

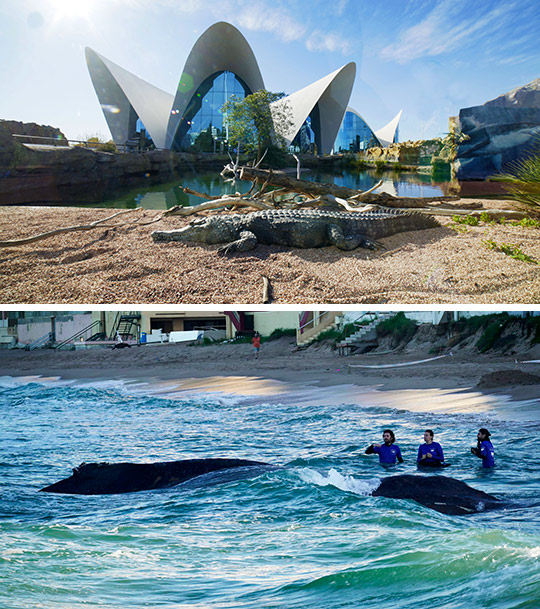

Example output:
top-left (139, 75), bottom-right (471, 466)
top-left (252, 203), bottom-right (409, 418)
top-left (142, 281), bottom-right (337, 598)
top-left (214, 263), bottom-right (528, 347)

top-left (171, 71), bottom-right (251, 151)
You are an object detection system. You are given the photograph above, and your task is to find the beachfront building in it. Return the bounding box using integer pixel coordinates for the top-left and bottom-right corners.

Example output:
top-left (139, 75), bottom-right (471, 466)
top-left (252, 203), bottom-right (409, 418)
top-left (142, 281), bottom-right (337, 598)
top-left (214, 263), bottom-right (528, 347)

top-left (85, 22), bottom-right (400, 155)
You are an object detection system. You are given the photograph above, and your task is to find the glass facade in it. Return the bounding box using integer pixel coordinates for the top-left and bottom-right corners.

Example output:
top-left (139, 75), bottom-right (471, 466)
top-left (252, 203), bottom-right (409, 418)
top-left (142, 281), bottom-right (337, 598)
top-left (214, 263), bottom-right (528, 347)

top-left (172, 71), bottom-right (250, 151)
top-left (135, 117), bottom-right (154, 149)
top-left (334, 110), bottom-right (379, 153)
top-left (290, 114), bottom-right (316, 153)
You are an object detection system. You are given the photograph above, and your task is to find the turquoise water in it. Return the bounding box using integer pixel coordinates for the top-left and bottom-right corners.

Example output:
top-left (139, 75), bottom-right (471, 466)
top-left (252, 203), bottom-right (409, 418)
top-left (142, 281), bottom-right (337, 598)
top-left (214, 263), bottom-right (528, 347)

top-left (84, 169), bottom-right (447, 209)
top-left (1, 377), bottom-right (540, 608)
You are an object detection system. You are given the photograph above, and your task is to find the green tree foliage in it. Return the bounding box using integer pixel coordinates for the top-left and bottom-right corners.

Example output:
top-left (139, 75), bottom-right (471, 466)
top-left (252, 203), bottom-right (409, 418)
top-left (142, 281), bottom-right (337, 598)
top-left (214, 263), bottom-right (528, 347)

top-left (221, 90), bottom-right (293, 162)
top-left (85, 136), bottom-right (117, 153)
top-left (193, 124), bottom-right (220, 153)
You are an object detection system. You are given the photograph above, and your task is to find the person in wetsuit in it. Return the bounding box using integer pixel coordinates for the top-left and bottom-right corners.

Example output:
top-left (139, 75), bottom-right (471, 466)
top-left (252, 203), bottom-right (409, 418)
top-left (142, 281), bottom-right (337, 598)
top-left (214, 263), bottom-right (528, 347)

top-left (471, 428), bottom-right (495, 468)
top-left (417, 429), bottom-right (445, 467)
top-left (365, 429), bottom-right (404, 464)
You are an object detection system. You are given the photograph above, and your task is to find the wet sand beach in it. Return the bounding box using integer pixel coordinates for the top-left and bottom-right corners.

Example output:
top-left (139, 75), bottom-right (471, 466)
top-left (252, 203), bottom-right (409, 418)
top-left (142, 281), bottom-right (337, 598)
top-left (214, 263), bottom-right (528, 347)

top-left (1, 201), bottom-right (539, 304)
top-left (1, 338), bottom-right (539, 421)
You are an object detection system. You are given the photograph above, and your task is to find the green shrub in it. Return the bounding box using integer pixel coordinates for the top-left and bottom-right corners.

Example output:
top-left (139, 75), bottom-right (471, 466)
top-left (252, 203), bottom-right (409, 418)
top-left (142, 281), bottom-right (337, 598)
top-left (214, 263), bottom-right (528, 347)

top-left (452, 214), bottom-right (479, 226)
top-left (268, 327), bottom-right (296, 340)
top-left (476, 321), bottom-right (508, 352)
top-left (449, 313), bottom-right (511, 352)
top-left (492, 145), bottom-right (540, 209)
top-left (376, 313), bottom-right (417, 342)
top-left (483, 239), bottom-right (539, 264)
top-left (524, 316), bottom-right (540, 344)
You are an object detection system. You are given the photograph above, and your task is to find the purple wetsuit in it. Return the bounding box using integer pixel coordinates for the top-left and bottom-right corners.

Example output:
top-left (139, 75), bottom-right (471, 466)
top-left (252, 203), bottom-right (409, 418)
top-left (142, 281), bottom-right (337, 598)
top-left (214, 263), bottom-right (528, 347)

top-left (417, 441), bottom-right (444, 464)
top-left (373, 443), bottom-right (403, 464)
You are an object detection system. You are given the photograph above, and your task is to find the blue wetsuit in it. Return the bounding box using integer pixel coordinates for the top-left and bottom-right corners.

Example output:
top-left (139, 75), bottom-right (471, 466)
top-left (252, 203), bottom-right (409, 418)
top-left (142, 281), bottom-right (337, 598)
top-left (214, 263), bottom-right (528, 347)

top-left (479, 440), bottom-right (495, 468)
top-left (373, 443), bottom-right (403, 464)
top-left (417, 441), bottom-right (444, 465)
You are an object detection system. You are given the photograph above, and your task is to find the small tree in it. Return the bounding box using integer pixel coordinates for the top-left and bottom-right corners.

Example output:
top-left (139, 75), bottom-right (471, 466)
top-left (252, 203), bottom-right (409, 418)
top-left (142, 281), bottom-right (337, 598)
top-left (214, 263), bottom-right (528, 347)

top-left (222, 90), bottom-right (293, 163)
top-left (193, 124), bottom-right (215, 153)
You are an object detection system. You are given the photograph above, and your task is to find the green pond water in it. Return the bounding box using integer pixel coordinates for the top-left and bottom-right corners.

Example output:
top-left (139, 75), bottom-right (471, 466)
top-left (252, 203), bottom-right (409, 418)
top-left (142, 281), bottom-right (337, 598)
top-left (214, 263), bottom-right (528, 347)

top-left (83, 169), bottom-right (450, 209)
top-left (1, 375), bottom-right (539, 608)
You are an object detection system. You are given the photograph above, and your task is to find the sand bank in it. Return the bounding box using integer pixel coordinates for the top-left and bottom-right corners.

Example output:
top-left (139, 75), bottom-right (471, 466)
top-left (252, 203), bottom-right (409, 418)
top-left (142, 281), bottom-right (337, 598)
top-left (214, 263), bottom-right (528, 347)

top-left (1, 340), bottom-right (539, 422)
top-left (1, 201), bottom-right (539, 303)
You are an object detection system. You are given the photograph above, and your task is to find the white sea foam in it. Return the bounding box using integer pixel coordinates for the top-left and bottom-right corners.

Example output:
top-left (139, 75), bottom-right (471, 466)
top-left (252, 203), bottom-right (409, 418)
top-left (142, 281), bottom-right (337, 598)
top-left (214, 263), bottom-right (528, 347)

top-left (0, 375), bottom-right (74, 388)
top-left (299, 467), bottom-right (381, 496)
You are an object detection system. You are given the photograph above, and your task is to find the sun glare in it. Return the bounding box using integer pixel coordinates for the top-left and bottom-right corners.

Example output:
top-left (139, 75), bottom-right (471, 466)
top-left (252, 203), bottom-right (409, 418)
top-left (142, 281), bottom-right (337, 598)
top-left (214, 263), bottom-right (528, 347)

top-left (49, 0), bottom-right (96, 21)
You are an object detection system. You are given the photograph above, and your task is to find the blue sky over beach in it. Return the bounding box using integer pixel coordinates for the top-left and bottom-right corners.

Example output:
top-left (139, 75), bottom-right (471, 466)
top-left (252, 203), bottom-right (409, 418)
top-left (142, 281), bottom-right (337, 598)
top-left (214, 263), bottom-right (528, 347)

top-left (1, 0), bottom-right (539, 142)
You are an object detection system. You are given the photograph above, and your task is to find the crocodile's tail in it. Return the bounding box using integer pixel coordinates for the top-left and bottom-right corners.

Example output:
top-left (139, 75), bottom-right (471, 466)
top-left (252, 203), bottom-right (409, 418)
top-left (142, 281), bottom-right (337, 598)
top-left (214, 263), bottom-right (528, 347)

top-left (367, 210), bottom-right (440, 240)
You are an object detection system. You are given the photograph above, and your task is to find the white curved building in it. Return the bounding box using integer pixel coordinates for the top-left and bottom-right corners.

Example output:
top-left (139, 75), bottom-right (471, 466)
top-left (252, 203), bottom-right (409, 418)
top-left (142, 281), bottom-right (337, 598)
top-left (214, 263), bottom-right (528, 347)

top-left (86, 48), bottom-right (173, 150)
top-left (85, 21), bottom-right (401, 154)
top-left (374, 109), bottom-right (403, 148)
top-left (334, 107), bottom-right (403, 152)
top-left (271, 63), bottom-right (356, 155)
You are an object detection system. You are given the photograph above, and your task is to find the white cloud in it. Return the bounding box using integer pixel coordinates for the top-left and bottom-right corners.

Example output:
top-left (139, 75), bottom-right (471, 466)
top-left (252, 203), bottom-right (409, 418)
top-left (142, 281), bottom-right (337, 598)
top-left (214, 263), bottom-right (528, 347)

top-left (235, 1), bottom-right (307, 43)
top-left (380, 0), bottom-right (517, 64)
top-left (306, 30), bottom-right (353, 55)
top-left (122, 0), bottom-right (354, 55)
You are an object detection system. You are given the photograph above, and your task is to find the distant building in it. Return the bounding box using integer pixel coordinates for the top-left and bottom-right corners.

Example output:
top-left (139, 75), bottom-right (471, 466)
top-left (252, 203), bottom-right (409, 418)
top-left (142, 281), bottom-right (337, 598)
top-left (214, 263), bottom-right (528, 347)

top-left (85, 22), bottom-right (401, 155)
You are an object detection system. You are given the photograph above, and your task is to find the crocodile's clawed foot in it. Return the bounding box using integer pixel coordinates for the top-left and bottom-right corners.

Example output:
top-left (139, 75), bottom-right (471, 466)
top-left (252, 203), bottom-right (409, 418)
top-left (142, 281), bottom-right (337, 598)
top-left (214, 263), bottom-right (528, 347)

top-left (217, 244), bottom-right (235, 255)
top-left (362, 238), bottom-right (385, 251)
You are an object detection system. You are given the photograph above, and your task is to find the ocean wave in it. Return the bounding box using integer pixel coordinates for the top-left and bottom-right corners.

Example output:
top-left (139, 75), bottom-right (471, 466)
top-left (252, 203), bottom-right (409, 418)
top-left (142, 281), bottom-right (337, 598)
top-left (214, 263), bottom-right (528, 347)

top-left (298, 467), bottom-right (380, 496)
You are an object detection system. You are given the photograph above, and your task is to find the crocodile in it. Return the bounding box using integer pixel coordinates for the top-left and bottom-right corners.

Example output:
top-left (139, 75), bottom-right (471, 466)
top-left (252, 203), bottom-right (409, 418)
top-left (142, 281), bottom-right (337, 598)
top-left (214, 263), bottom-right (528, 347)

top-left (151, 208), bottom-right (440, 253)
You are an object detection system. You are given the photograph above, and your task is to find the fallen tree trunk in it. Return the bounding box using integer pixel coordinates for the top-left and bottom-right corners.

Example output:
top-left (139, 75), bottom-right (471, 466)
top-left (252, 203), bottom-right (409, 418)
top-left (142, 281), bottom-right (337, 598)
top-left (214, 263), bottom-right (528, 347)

top-left (239, 166), bottom-right (459, 207)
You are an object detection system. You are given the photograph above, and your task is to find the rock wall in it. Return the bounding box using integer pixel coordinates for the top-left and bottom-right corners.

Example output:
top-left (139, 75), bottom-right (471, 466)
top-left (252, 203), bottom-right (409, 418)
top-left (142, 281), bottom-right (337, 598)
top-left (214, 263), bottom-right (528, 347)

top-left (0, 121), bottom-right (226, 204)
top-left (364, 139), bottom-right (445, 165)
top-left (455, 78), bottom-right (540, 180)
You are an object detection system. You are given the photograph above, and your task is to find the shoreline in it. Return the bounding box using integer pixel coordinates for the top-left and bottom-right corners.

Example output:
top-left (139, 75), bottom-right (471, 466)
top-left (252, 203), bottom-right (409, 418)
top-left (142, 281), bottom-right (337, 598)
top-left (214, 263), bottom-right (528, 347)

top-left (2, 343), bottom-right (539, 422)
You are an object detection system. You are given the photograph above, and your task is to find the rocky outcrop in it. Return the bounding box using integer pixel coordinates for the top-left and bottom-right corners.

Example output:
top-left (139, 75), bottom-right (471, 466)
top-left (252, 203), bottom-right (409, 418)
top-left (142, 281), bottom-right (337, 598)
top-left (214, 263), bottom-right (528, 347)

top-left (364, 139), bottom-right (445, 166)
top-left (0, 144), bottom-right (183, 204)
top-left (0, 121), bottom-right (226, 204)
top-left (455, 78), bottom-right (540, 180)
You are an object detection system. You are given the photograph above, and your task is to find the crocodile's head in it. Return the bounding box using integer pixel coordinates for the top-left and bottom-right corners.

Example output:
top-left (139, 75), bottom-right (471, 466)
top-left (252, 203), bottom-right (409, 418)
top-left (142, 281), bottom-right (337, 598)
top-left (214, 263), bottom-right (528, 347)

top-left (152, 216), bottom-right (237, 244)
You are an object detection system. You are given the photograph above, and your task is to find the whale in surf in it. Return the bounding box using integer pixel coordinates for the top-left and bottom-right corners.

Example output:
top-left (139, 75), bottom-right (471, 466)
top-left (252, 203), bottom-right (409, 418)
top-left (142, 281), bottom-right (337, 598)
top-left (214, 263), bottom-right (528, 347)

top-left (42, 461), bottom-right (503, 516)
top-left (40, 458), bottom-right (277, 495)
top-left (372, 474), bottom-right (503, 515)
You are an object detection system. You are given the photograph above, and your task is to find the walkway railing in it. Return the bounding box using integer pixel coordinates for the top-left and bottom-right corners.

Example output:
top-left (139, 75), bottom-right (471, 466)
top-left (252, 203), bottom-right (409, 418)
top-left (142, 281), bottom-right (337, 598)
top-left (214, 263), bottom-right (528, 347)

top-left (296, 311), bottom-right (339, 346)
top-left (11, 134), bottom-right (165, 153)
top-left (25, 332), bottom-right (53, 351)
top-left (55, 320), bottom-right (103, 350)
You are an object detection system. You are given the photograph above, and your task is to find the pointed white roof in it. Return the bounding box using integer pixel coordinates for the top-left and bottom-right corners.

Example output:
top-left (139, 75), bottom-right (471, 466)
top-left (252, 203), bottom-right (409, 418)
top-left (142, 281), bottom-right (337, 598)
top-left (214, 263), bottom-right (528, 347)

top-left (166, 22), bottom-right (265, 148)
top-left (374, 109), bottom-right (403, 148)
top-left (86, 48), bottom-right (173, 149)
top-left (271, 63), bottom-right (356, 154)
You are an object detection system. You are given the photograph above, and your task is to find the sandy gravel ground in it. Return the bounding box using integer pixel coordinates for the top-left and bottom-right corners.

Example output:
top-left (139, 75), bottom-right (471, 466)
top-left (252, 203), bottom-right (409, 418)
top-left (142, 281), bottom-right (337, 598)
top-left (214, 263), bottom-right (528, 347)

top-left (1, 201), bottom-right (539, 304)
top-left (1, 339), bottom-right (539, 420)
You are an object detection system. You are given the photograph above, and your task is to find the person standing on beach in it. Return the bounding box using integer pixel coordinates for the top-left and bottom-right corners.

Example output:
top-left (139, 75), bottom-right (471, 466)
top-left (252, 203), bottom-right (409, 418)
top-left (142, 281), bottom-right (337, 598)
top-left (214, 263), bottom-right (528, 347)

top-left (417, 430), bottom-right (445, 467)
top-left (365, 429), bottom-right (404, 464)
top-left (251, 332), bottom-right (261, 359)
top-left (471, 428), bottom-right (495, 468)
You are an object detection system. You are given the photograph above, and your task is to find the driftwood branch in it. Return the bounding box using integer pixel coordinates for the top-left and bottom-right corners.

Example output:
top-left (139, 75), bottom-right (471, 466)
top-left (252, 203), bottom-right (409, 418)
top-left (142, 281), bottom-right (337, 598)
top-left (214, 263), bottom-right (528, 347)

top-left (164, 197), bottom-right (274, 216)
top-left (394, 207), bottom-right (531, 220)
top-left (183, 186), bottom-right (220, 200)
top-left (0, 208), bottom-right (142, 247)
top-left (254, 148), bottom-right (268, 168)
top-left (262, 276), bottom-right (271, 304)
top-left (238, 166), bottom-right (458, 207)
top-left (349, 180), bottom-right (384, 199)
top-left (292, 154), bottom-right (301, 179)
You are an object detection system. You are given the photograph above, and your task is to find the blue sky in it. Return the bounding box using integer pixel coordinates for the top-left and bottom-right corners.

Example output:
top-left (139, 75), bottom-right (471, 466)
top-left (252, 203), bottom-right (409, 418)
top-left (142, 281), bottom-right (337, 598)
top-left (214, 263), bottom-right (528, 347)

top-left (1, 0), bottom-right (539, 142)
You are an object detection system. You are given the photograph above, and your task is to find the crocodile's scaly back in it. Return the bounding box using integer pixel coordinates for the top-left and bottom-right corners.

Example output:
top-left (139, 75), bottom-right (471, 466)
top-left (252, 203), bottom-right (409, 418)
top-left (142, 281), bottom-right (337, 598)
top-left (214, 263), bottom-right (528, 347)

top-left (232, 208), bottom-right (440, 246)
top-left (152, 208), bottom-right (440, 251)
